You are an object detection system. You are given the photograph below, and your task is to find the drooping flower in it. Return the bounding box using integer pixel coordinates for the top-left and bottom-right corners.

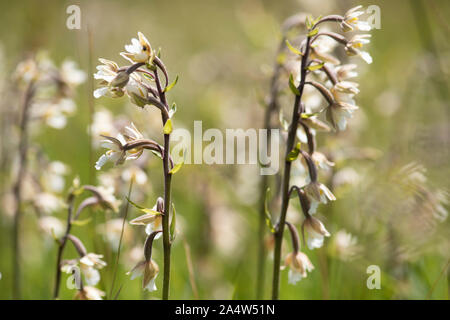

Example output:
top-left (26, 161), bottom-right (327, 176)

top-left (121, 166), bottom-right (148, 185)
top-left (332, 230), bottom-right (360, 261)
top-left (96, 185), bottom-right (122, 212)
top-left (127, 259), bottom-right (159, 292)
top-left (13, 58), bottom-right (40, 84)
top-left (38, 216), bottom-right (65, 238)
top-left (94, 59), bottom-right (150, 108)
top-left (303, 216), bottom-right (331, 249)
top-left (31, 98), bottom-right (77, 129)
top-left (335, 64), bottom-right (358, 81)
top-left (124, 75), bottom-right (150, 107)
top-left (97, 218), bottom-right (132, 251)
top-left (75, 286), bottom-right (105, 300)
top-left (80, 253), bottom-right (107, 269)
top-left (311, 151), bottom-right (335, 171)
top-left (333, 167), bottom-right (361, 189)
top-left (304, 181), bottom-right (336, 205)
top-left (341, 6), bottom-right (371, 32)
top-left (284, 251), bottom-right (314, 284)
top-left (327, 82), bottom-right (360, 131)
top-left (95, 123), bottom-right (145, 170)
top-left (42, 161), bottom-right (69, 193)
top-left (129, 199), bottom-right (163, 239)
top-left (93, 58), bottom-right (126, 99)
top-left (121, 32), bottom-right (154, 64)
top-left (33, 192), bottom-right (64, 214)
top-left (79, 253), bottom-right (107, 286)
top-left (60, 59), bottom-right (87, 87)
top-left (91, 108), bottom-right (117, 140)
top-left (327, 103), bottom-right (358, 132)
top-left (333, 81), bottom-right (360, 96)
top-left (345, 34), bottom-right (372, 64)
top-left (309, 28), bottom-right (340, 65)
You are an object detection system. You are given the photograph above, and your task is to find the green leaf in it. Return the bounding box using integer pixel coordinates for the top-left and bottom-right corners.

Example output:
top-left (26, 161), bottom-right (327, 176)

top-left (170, 203), bottom-right (176, 241)
top-left (306, 15), bottom-right (313, 30)
top-left (264, 188), bottom-right (275, 233)
top-left (169, 161), bottom-right (183, 174)
top-left (163, 75), bottom-right (179, 93)
top-left (163, 119), bottom-right (173, 134)
top-left (308, 28), bottom-right (319, 37)
top-left (285, 40), bottom-right (303, 56)
top-left (126, 196), bottom-right (161, 216)
top-left (71, 218), bottom-right (92, 227)
top-left (126, 196), bottom-right (145, 210)
top-left (69, 177), bottom-right (84, 196)
top-left (169, 147), bottom-right (186, 174)
top-left (289, 74), bottom-right (300, 96)
top-left (72, 186), bottom-right (84, 197)
top-left (312, 15), bottom-right (323, 26)
top-left (286, 142), bottom-right (302, 162)
top-left (301, 112), bottom-right (320, 119)
top-left (307, 62), bottom-right (325, 71)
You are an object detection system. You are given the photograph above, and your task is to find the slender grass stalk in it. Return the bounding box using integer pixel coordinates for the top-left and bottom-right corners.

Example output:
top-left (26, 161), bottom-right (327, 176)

top-left (12, 82), bottom-right (35, 299)
top-left (426, 258), bottom-right (450, 299)
top-left (109, 179), bottom-right (134, 299)
top-left (183, 239), bottom-right (199, 299)
top-left (271, 34), bottom-right (312, 300)
top-left (87, 25), bottom-right (95, 184)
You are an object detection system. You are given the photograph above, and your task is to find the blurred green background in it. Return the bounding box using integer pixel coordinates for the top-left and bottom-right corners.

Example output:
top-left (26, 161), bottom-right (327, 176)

top-left (0, 0), bottom-right (448, 300)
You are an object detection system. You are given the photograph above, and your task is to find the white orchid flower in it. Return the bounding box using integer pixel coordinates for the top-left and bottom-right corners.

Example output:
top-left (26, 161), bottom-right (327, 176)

top-left (121, 32), bottom-right (154, 63)
top-left (127, 259), bottom-right (159, 292)
top-left (284, 251), bottom-right (314, 285)
top-left (345, 34), bottom-right (373, 64)
top-left (341, 5), bottom-right (371, 32)
top-left (303, 216), bottom-right (331, 250)
top-left (95, 123), bottom-right (145, 171)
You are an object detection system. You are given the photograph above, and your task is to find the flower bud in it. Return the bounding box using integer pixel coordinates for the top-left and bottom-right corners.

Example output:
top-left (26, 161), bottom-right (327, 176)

top-left (110, 71), bottom-right (130, 88)
top-left (156, 197), bottom-right (164, 213)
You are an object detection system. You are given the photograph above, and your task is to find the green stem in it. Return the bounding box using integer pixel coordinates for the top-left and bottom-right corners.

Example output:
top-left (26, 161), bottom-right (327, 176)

top-left (154, 68), bottom-right (172, 300)
top-left (162, 132), bottom-right (172, 300)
